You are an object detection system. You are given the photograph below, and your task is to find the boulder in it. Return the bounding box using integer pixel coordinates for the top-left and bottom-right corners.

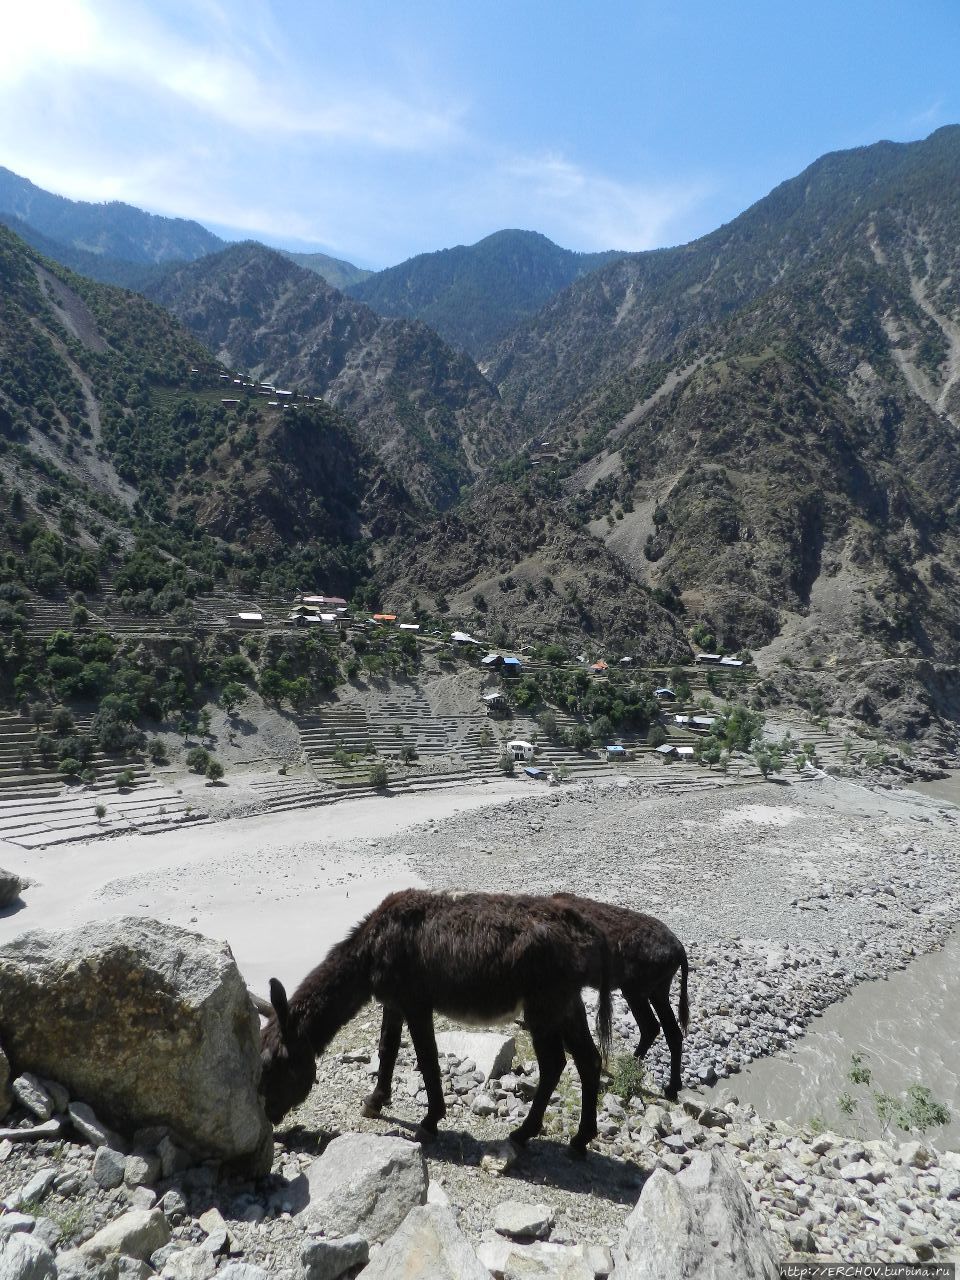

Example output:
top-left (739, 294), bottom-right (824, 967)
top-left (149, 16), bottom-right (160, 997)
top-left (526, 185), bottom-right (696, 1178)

top-left (477, 1238), bottom-right (599, 1278)
top-left (360, 1205), bottom-right (489, 1280)
top-left (0, 868), bottom-right (26, 908)
top-left (160, 1246), bottom-right (217, 1280)
top-left (297, 1133), bottom-right (427, 1243)
top-left (435, 1031), bottom-right (515, 1082)
top-left (0, 1232), bottom-right (57, 1280)
top-left (81, 1209), bottom-right (171, 1262)
top-left (612, 1150), bottom-right (778, 1279)
top-left (0, 1041), bottom-right (10, 1119)
top-left (0, 918), bottom-right (271, 1173)
top-left (12, 1074), bottom-right (54, 1121)
top-left (300, 1234), bottom-right (369, 1280)
top-left (492, 1199), bottom-right (555, 1241)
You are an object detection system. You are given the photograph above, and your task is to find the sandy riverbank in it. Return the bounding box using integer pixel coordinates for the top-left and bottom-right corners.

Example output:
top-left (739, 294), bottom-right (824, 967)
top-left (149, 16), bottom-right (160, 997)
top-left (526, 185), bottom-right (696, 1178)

top-left (0, 778), bottom-right (525, 992)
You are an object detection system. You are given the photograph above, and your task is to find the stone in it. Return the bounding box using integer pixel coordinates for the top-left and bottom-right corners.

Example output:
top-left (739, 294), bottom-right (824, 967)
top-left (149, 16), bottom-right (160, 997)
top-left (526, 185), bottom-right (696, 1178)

top-left (434, 1031), bottom-right (515, 1082)
top-left (31, 1220), bottom-right (60, 1251)
top-left (426, 1181), bottom-right (450, 1207)
top-left (116, 1261), bottom-right (152, 1280)
top-left (360, 1204), bottom-right (488, 1280)
top-left (477, 1239), bottom-right (597, 1279)
top-left (300, 1234), bottom-right (369, 1280)
top-left (471, 1094), bottom-right (497, 1116)
top-left (69, 1103), bottom-right (125, 1151)
top-left (840, 1161), bottom-right (874, 1182)
top-left (481, 1139), bottom-right (521, 1176)
top-left (0, 868), bottom-right (26, 909)
top-left (493, 1199), bottom-right (555, 1241)
top-left (0, 1214), bottom-right (36, 1237)
top-left (897, 1141), bottom-right (933, 1168)
top-left (39, 1078), bottom-right (70, 1113)
top-left (124, 1152), bottom-right (161, 1187)
top-left (0, 918), bottom-right (271, 1173)
top-left (127, 1188), bottom-right (157, 1212)
top-left (0, 1120), bottom-right (62, 1143)
top-left (81, 1209), bottom-right (172, 1261)
top-left (0, 1232), bottom-right (56, 1280)
top-left (297, 1133), bottom-right (427, 1244)
top-left (11, 1075), bottom-right (54, 1122)
top-left (93, 1147), bottom-right (127, 1190)
top-left (216, 1266), bottom-right (271, 1280)
top-left (160, 1245), bottom-right (217, 1280)
top-left (6, 1168), bottom-right (56, 1211)
top-left (158, 1190), bottom-right (187, 1221)
top-left (613, 1149), bottom-right (779, 1279)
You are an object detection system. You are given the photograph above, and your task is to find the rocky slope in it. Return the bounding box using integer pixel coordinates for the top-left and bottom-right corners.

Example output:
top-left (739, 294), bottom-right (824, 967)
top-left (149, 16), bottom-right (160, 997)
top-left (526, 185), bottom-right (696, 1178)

top-left (147, 243), bottom-right (525, 511)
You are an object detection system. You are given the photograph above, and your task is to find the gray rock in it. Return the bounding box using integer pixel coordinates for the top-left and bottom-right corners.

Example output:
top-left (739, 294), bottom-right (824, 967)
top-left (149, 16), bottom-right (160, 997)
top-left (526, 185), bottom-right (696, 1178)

top-left (6, 1168), bottom-right (56, 1211)
top-left (434, 1031), bottom-right (515, 1082)
top-left (158, 1191), bottom-right (187, 1222)
top-left (493, 1199), bottom-right (555, 1241)
top-left (297, 1133), bottom-right (427, 1244)
top-left (80, 1209), bottom-right (172, 1261)
top-left (359, 1204), bottom-right (488, 1280)
top-left (31, 1220), bottom-right (60, 1251)
top-left (216, 1266), bottom-right (271, 1280)
top-left (0, 1119), bottom-right (62, 1144)
top-left (479, 1238), bottom-right (598, 1279)
top-left (116, 1260), bottom-right (152, 1280)
top-left (124, 1152), bottom-right (161, 1187)
top-left (613, 1149), bottom-right (778, 1279)
top-left (12, 1075), bottom-right (54, 1121)
top-left (69, 1103), bottom-right (125, 1151)
top-left (0, 1214), bottom-right (36, 1238)
top-left (300, 1234), bottom-right (369, 1280)
top-left (126, 1187), bottom-right (157, 1212)
top-left (93, 1147), bottom-right (127, 1189)
top-left (0, 918), bottom-right (271, 1173)
top-left (0, 1233), bottom-right (55, 1280)
top-left (160, 1246), bottom-right (217, 1280)
top-left (0, 868), bottom-right (26, 909)
top-left (39, 1078), bottom-right (69, 1113)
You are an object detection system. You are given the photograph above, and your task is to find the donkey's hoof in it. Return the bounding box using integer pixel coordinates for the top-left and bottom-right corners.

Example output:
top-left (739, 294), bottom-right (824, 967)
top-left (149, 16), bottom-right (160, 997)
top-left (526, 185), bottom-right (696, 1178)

top-left (567, 1142), bottom-right (589, 1162)
top-left (361, 1094), bottom-right (386, 1118)
top-left (413, 1124), bottom-right (438, 1145)
top-left (663, 1086), bottom-right (679, 1102)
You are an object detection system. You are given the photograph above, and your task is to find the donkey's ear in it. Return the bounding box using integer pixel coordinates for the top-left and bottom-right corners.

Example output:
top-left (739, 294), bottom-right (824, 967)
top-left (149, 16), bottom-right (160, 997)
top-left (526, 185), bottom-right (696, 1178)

top-left (269, 978), bottom-right (291, 1032)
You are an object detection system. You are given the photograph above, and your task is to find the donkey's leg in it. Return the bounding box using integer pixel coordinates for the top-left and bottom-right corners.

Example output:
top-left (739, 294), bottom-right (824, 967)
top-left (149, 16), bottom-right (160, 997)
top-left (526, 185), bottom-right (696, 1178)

top-left (562, 1001), bottom-right (602, 1158)
top-left (404, 1006), bottom-right (446, 1140)
top-left (363, 1004), bottom-right (403, 1117)
top-left (649, 983), bottom-right (684, 1100)
top-left (627, 991), bottom-right (661, 1061)
top-left (509, 1026), bottom-right (566, 1149)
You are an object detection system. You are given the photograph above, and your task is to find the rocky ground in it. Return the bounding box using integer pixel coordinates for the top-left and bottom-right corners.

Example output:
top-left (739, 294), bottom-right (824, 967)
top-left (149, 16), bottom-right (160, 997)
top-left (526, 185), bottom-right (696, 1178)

top-left (1, 774), bottom-right (959, 1277)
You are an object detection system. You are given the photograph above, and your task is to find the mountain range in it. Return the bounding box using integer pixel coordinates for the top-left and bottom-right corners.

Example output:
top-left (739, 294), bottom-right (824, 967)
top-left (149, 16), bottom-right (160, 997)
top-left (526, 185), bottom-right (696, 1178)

top-left (3, 129), bottom-right (960, 741)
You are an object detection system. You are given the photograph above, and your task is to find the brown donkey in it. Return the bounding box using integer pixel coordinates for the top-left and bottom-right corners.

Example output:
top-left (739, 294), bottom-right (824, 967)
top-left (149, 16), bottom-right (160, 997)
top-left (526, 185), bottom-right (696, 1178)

top-left (552, 893), bottom-right (690, 1099)
top-left (257, 889), bottom-right (613, 1157)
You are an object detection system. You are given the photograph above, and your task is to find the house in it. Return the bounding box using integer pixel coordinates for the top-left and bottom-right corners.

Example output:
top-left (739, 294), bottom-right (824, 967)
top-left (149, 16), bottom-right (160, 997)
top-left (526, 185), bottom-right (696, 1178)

top-left (482, 691), bottom-right (508, 714)
top-left (371, 614), bottom-right (397, 624)
top-left (655, 743), bottom-right (677, 759)
top-left (221, 398), bottom-right (241, 408)
top-left (501, 656), bottom-right (523, 677)
top-left (481, 653), bottom-right (503, 669)
top-left (695, 653), bottom-right (722, 664)
top-left (590, 660), bottom-right (609, 675)
top-left (719, 656), bottom-right (745, 667)
top-left (654, 687), bottom-right (676, 701)
top-left (605, 744), bottom-right (626, 761)
top-left (676, 746), bottom-right (696, 760)
top-left (234, 610), bottom-right (264, 627)
top-left (508, 739), bottom-right (535, 762)
top-left (619, 657), bottom-right (633, 666)
top-left (523, 766), bottom-right (547, 780)
top-left (398, 623), bottom-right (421, 631)
top-left (691, 715), bottom-right (717, 729)
top-left (451, 631), bottom-right (480, 646)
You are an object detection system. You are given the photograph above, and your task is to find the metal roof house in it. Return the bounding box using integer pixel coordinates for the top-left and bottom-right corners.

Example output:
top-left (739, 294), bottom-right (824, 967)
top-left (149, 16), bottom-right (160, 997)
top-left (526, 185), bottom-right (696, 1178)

top-left (605, 744), bottom-right (626, 760)
top-left (654, 687), bottom-right (676, 700)
top-left (695, 653), bottom-right (722, 664)
top-left (481, 653), bottom-right (503, 668)
top-left (508, 739), bottom-right (535, 761)
top-left (501, 656), bottom-right (523, 675)
top-left (719, 656), bottom-right (745, 667)
top-left (451, 631), bottom-right (480, 645)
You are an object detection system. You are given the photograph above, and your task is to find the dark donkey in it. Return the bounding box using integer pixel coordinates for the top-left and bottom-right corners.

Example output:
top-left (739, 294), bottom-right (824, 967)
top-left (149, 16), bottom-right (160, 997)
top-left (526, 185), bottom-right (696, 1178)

top-left (258, 889), bottom-right (613, 1157)
top-left (551, 893), bottom-right (690, 1099)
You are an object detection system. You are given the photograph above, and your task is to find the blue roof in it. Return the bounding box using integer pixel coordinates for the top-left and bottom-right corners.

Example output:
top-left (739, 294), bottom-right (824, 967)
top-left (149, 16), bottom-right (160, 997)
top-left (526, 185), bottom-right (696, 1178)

top-left (523, 766), bottom-right (546, 778)
top-left (502, 656), bottom-right (522, 666)
top-left (605, 744), bottom-right (626, 753)
top-left (654, 687), bottom-right (675, 696)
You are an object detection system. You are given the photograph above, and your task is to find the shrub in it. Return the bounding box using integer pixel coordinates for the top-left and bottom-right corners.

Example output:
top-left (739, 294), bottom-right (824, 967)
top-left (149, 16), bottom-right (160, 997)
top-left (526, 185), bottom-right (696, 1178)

top-left (398, 744), bottom-right (418, 764)
top-left (58, 757), bottom-right (82, 778)
top-left (50, 707), bottom-right (75, 735)
top-left (498, 751), bottom-right (515, 775)
top-left (610, 1053), bottom-right (646, 1102)
top-left (185, 746), bottom-right (211, 774)
top-left (95, 803), bottom-right (106, 821)
top-left (369, 759), bottom-right (389, 788)
top-left (570, 724), bottom-right (592, 752)
top-left (147, 738), bottom-right (167, 764)
top-left (116, 769), bottom-right (135, 788)
top-left (205, 758), bottom-right (224, 782)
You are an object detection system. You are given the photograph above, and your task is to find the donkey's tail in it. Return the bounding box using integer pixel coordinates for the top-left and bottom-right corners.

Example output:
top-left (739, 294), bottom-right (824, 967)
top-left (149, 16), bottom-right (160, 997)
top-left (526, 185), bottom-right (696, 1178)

top-left (596, 937), bottom-right (614, 1063)
top-left (678, 949), bottom-right (690, 1034)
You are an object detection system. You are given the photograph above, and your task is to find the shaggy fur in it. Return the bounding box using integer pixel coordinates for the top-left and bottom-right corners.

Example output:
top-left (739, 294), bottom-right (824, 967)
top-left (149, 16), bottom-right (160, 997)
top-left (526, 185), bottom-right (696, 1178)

top-left (551, 892), bottom-right (690, 1099)
top-left (259, 889), bottom-right (614, 1156)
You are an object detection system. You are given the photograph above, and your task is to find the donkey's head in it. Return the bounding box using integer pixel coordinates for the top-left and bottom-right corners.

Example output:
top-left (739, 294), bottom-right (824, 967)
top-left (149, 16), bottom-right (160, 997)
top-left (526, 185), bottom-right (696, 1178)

top-left (257, 978), bottom-right (317, 1124)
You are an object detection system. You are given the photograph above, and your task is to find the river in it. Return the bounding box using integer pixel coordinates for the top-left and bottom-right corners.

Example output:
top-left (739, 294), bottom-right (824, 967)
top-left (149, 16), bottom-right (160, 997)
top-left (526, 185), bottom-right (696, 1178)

top-left (708, 930), bottom-right (960, 1147)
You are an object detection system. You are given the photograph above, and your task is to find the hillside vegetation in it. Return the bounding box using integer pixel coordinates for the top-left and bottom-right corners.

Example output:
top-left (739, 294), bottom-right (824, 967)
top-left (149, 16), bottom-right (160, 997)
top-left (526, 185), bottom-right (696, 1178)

top-left (346, 229), bottom-right (625, 357)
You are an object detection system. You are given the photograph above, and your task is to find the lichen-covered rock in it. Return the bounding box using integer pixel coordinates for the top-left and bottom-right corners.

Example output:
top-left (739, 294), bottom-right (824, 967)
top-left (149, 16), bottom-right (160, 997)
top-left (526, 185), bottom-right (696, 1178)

top-left (0, 918), bottom-right (271, 1172)
top-left (297, 1133), bottom-right (427, 1244)
top-left (80, 1209), bottom-right (172, 1262)
top-left (613, 1149), bottom-right (778, 1279)
top-left (0, 1231), bottom-right (57, 1280)
top-left (360, 1205), bottom-right (489, 1280)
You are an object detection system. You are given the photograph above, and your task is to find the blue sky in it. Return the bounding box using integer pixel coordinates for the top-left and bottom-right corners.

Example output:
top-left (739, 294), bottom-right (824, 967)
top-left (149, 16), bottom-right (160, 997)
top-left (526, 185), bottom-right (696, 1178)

top-left (1, 0), bottom-right (957, 268)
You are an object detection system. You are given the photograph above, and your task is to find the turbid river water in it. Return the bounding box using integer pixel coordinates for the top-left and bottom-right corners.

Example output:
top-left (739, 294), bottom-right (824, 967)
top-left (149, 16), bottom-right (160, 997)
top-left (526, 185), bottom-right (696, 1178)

top-left (705, 777), bottom-right (960, 1147)
top-left (709, 931), bottom-right (959, 1146)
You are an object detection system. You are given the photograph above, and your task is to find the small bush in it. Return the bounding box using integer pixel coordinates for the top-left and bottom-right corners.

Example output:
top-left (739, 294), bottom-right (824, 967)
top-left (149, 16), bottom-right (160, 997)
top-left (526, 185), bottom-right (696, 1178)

top-left (95, 803), bottom-right (106, 821)
top-left (116, 769), bottom-right (135, 789)
top-left (498, 751), bottom-right (516, 775)
top-left (610, 1054), bottom-right (646, 1102)
top-left (185, 746), bottom-right (211, 774)
top-left (147, 738), bottom-right (167, 765)
top-left (205, 758), bottom-right (224, 782)
top-left (58, 757), bottom-right (82, 778)
top-left (369, 759), bottom-right (389, 788)
top-left (398, 744), bottom-right (418, 764)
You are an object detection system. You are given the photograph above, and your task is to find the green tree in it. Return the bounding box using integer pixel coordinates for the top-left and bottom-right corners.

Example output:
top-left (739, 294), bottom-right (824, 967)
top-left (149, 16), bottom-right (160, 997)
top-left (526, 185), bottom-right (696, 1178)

top-left (221, 681), bottom-right (247, 714)
top-left (205, 758), bottom-right (224, 782)
top-left (369, 759), bottom-right (389, 788)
